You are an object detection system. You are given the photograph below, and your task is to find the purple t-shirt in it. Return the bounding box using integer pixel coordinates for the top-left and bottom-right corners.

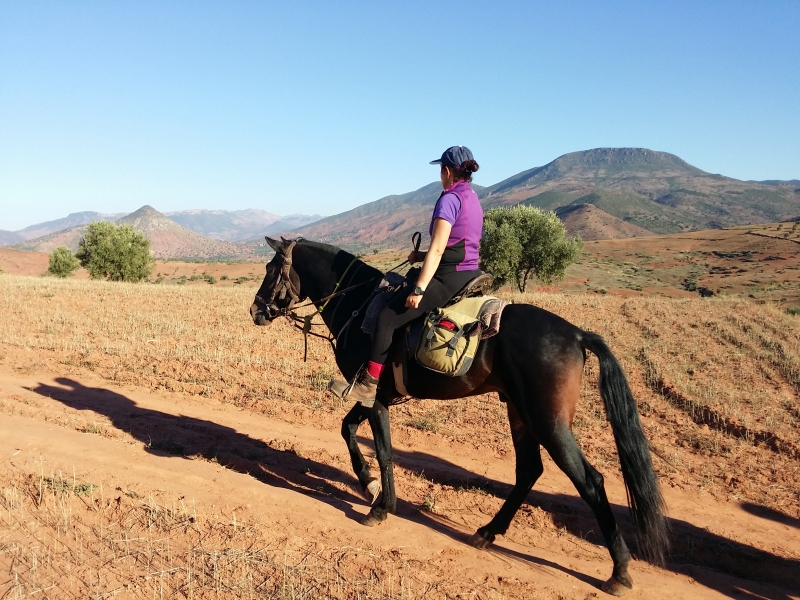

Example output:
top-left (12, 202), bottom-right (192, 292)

top-left (430, 180), bottom-right (483, 272)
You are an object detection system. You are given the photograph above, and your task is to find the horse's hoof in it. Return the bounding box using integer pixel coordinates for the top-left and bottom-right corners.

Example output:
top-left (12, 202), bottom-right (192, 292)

top-left (601, 576), bottom-right (632, 596)
top-left (361, 513), bottom-right (383, 527)
top-left (363, 479), bottom-right (382, 505)
top-left (467, 532), bottom-right (491, 549)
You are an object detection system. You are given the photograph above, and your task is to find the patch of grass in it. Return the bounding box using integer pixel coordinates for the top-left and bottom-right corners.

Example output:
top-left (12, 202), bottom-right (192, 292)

top-left (787, 306), bottom-right (800, 316)
top-left (43, 476), bottom-right (96, 497)
top-left (79, 422), bottom-right (104, 435)
top-left (406, 415), bottom-right (440, 433)
top-left (307, 369), bottom-right (334, 392)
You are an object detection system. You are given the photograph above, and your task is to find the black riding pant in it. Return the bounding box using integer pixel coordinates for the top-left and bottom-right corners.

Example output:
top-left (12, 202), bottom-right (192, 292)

top-left (370, 269), bottom-right (481, 364)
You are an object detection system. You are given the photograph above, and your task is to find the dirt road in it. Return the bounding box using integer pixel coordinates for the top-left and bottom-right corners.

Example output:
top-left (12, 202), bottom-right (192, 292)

top-left (1, 363), bottom-right (797, 599)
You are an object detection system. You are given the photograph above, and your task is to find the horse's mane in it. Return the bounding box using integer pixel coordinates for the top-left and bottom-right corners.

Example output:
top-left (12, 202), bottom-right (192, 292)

top-left (295, 239), bottom-right (383, 277)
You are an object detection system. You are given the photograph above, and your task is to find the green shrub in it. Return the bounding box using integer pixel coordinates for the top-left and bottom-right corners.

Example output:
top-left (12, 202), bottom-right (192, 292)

top-left (480, 205), bottom-right (583, 292)
top-left (787, 306), bottom-right (800, 316)
top-left (76, 221), bottom-right (154, 282)
top-left (220, 275), bottom-right (228, 280)
top-left (45, 246), bottom-right (81, 278)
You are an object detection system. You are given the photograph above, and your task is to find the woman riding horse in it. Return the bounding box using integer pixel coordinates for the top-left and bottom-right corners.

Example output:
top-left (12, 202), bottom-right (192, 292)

top-left (250, 151), bottom-right (668, 595)
top-left (331, 145), bottom-right (483, 406)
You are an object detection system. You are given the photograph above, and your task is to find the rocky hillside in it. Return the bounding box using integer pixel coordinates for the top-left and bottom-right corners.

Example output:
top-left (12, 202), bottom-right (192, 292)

top-left (554, 203), bottom-right (654, 240)
top-left (294, 148), bottom-right (799, 250)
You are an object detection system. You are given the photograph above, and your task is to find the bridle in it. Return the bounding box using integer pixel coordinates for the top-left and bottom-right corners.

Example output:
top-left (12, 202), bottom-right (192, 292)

top-left (254, 234), bottom-right (423, 361)
top-left (254, 240), bottom-right (304, 321)
top-left (253, 239), bottom-right (385, 360)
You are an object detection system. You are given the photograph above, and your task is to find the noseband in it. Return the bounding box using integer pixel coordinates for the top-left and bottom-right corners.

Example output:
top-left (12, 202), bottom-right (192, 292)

top-left (256, 240), bottom-right (303, 320)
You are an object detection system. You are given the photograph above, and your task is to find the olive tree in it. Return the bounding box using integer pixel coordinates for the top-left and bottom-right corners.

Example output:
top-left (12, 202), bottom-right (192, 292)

top-left (45, 246), bottom-right (81, 278)
top-left (76, 221), bottom-right (154, 282)
top-left (480, 205), bottom-right (583, 292)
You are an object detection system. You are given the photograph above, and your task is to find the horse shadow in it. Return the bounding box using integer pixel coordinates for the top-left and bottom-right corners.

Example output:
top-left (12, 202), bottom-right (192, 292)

top-left (31, 378), bottom-right (370, 520)
top-left (33, 379), bottom-right (798, 598)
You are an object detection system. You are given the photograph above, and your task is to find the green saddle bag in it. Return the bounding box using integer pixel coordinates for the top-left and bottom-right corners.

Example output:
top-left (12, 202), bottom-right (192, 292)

top-left (414, 297), bottom-right (487, 377)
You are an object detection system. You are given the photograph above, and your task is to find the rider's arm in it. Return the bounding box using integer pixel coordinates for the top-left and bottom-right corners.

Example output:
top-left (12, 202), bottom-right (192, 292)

top-left (414, 218), bottom-right (451, 292)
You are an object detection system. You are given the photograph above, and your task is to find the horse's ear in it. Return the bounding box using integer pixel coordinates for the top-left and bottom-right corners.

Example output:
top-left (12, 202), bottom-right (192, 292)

top-left (280, 236), bottom-right (289, 243)
top-left (264, 237), bottom-right (282, 252)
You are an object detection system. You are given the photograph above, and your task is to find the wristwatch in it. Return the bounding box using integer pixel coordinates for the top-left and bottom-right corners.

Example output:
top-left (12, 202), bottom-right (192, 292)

top-left (413, 286), bottom-right (426, 296)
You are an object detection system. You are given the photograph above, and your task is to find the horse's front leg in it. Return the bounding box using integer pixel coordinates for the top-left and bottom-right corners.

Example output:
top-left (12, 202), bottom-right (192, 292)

top-left (362, 396), bottom-right (396, 526)
top-left (340, 403), bottom-right (381, 503)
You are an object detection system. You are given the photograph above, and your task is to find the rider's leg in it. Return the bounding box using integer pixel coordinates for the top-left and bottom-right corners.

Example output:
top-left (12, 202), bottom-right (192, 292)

top-left (332, 270), bottom-right (478, 405)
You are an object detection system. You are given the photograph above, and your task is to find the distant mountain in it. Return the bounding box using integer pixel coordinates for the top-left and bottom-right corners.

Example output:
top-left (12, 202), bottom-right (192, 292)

top-left (165, 209), bottom-right (281, 242)
top-left (294, 148), bottom-right (799, 250)
top-left (244, 214), bottom-right (325, 241)
top-left (1, 211), bottom-right (126, 246)
top-left (115, 206), bottom-right (251, 258)
top-left (14, 205), bottom-right (253, 260)
top-left (3, 208), bottom-right (323, 249)
top-left (12, 226), bottom-right (90, 255)
top-left (482, 148), bottom-right (798, 233)
top-left (0, 231), bottom-right (23, 245)
top-left (292, 183), bottom-right (485, 251)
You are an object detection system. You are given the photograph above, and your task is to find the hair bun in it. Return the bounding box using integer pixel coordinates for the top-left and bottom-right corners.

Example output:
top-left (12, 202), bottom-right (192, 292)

top-left (460, 159), bottom-right (479, 174)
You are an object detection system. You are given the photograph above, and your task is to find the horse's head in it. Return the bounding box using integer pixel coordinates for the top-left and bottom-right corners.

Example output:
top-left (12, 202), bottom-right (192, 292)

top-left (250, 237), bottom-right (304, 326)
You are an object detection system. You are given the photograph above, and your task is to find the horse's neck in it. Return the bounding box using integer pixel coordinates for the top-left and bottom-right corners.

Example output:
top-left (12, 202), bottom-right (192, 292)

top-left (295, 245), bottom-right (379, 332)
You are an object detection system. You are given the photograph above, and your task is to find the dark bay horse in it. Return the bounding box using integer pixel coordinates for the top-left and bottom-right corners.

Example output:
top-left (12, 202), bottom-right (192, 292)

top-left (249, 237), bottom-right (668, 596)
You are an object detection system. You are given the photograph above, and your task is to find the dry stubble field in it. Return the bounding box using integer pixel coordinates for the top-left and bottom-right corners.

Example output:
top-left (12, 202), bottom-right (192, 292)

top-left (0, 274), bottom-right (798, 599)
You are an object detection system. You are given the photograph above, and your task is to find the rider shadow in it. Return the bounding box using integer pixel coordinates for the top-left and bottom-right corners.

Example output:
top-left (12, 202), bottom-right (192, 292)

top-left (31, 378), bottom-right (369, 520)
top-left (359, 436), bottom-right (800, 599)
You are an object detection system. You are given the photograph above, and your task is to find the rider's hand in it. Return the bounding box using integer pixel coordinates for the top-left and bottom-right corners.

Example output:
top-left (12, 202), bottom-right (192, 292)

top-left (408, 250), bottom-right (425, 264)
top-left (405, 293), bottom-right (423, 309)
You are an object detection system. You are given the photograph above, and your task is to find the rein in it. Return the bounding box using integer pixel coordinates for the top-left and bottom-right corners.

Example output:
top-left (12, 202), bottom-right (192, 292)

top-left (259, 234), bottom-right (422, 361)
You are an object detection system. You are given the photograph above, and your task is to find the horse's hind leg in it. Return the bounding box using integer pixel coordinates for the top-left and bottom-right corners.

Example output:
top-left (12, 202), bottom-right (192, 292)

top-left (341, 403), bottom-right (381, 503)
top-left (469, 400), bottom-right (543, 548)
top-left (542, 425), bottom-right (633, 595)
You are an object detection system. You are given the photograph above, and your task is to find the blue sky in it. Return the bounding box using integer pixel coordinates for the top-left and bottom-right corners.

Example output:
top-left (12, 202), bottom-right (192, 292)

top-left (1, 1), bottom-right (798, 231)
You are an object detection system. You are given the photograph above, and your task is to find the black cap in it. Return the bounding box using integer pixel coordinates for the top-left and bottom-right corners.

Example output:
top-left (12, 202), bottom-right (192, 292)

top-left (430, 146), bottom-right (475, 169)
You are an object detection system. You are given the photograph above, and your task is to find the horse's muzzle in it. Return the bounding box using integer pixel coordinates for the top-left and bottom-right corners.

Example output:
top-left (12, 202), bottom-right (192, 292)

top-left (250, 302), bottom-right (272, 326)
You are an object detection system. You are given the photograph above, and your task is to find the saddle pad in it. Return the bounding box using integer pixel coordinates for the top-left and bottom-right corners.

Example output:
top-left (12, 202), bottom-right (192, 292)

top-left (445, 295), bottom-right (508, 339)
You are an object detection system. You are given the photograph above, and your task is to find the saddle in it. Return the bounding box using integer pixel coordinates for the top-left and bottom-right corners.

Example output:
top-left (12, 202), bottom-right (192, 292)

top-left (380, 272), bottom-right (506, 396)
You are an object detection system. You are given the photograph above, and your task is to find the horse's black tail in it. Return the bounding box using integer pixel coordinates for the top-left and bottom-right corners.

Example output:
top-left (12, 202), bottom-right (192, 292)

top-left (581, 331), bottom-right (669, 565)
